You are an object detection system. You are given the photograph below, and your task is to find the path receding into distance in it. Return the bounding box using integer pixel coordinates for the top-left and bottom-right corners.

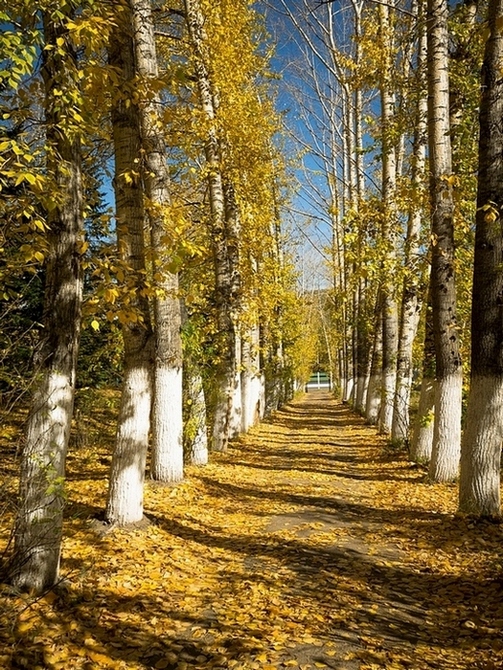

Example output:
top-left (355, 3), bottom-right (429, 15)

top-left (222, 392), bottom-right (426, 670)
top-left (181, 391), bottom-right (501, 670)
top-left (7, 391), bottom-right (503, 670)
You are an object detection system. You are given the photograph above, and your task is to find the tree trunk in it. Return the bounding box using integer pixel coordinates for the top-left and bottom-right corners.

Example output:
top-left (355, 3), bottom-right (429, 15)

top-left (131, 0), bottom-right (183, 483)
top-left (459, 0), bottom-right (503, 518)
top-left (378, 3), bottom-right (399, 435)
top-left (392, 5), bottom-right (427, 446)
top-left (10, 9), bottom-right (83, 592)
top-left (410, 293), bottom-right (435, 463)
top-left (105, 9), bottom-right (154, 526)
top-left (427, 0), bottom-right (462, 482)
top-left (365, 297), bottom-right (383, 425)
top-left (183, 367), bottom-right (209, 466)
top-left (184, 0), bottom-right (241, 452)
top-left (241, 323), bottom-right (262, 432)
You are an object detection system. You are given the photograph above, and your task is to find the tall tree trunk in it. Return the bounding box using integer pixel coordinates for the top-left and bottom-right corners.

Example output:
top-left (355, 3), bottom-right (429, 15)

top-left (410, 291), bottom-right (435, 462)
top-left (184, 0), bottom-right (241, 452)
top-left (10, 9), bottom-right (83, 592)
top-left (241, 323), bottom-right (262, 432)
top-left (459, 0), bottom-right (503, 518)
top-left (105, 9), bottom-right (154, 526)
top-left (392, 4), bottom-right (428, 445)
top-left (378, 3), bottom-right (399, 435)
top-left (427, 0), bottom-right (462, 482)
top-left (131, 0), bottom-right (183, 483)
top-left (365, 295), bottom-right (383, 425)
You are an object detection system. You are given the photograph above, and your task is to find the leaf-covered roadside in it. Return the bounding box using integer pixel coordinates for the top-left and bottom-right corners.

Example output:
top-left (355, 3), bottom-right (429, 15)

top-left (1, 391), bottom-right (503, 669)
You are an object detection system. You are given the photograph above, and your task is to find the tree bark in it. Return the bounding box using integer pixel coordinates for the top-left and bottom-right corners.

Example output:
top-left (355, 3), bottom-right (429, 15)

top-left (410, 292), bottom-right (435, 463)
top-left (183, 0), bottom-right (241, 452)
top-left (10, 9), bottom-right (83, 592)
top-left (241, 323), bottom-right (263, 432)
top-left (131, 0), bottom-right (183, 483)
top-left (427, 0), bottom-right (462, 482)
top-left (365, 296), bottom-right (383, 425)
top-left (378, 3), bottom-right (399, 435)
top-left (392, 4), bottom-right (428, 445)
top-left (459, 0), bottom-right (503, 518)
top-left (105, 8), bottom-right (154, 526)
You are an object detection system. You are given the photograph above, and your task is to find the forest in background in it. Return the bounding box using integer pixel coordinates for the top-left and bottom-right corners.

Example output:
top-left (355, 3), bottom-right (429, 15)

top-left (1, 0), bottom-right (503, 598)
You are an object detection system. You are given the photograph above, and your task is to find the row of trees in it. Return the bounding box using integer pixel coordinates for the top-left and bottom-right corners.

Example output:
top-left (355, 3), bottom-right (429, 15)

top-left (278, 0), bottom-right (503, 518)
top-left (0, 0), bottom-right (315, 594)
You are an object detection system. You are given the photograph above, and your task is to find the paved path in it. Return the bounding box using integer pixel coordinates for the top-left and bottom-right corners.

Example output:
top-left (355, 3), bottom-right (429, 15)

top-left (6, 391), bottom-right (502, 670)
top-left (223, 392), bottom-right (425, 670)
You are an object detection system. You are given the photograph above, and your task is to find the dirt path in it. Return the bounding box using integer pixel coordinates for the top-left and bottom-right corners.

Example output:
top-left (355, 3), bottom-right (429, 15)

top-left (2, 392), bottom-right (503, 670)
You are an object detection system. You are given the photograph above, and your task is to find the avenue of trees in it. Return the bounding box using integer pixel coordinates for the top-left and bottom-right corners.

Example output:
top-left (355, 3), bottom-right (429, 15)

top-left (277, 0), bottom-right (503, 518)
top-left (1, 0), bottom-right (503, 595)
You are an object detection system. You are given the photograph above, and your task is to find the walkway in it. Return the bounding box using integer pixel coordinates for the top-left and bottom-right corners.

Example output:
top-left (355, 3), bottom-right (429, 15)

top-left (4, 393), bottom-right (503, 669)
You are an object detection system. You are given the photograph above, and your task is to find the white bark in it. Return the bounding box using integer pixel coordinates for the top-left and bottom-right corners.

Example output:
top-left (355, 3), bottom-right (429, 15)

top-left (150, 368), bottom-right (184, 480)
top-left (107, 366), bottom-right (152, 524)
top-left (184, 370), bottom-right (209, 466)
top-left (428, 372), bottom-right (462, 481)
top-left (410, 376), bottom-right (435, 463)
top-left (459, 376), bottom-right (502, 516)
top-left (241, 325), bottom-right (262, 432)
top-left (131, 0), bottom-right (183, 484)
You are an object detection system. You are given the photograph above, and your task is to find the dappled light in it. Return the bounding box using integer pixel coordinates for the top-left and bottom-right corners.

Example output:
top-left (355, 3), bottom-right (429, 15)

top-left (2, 392), bottom-right (502, 669)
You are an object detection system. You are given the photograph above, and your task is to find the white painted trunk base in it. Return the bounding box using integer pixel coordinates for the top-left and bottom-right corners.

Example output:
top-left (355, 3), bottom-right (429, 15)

top-left (228, 336), bottom-right (243, 439)
top-left (365, 373), bottom-right (381, 425)
top-left (380, 368), bottom-right (396, 435)
top-left (13, 371), bottom-right (74, 591)
top-left (410, 377), bottom-right (434, 463)
top-left (343, 377), bottom-right (354, 404)
top-left (151, 367), bottom-right (184, 482)
top-left (106, 366), bottom-right (152, 525)
top-left (429, 372), bottom-right (462, 482)
top-left (459, 375), bottom-right (503, 517)
top-left (186, 372), bottom-right (208, 466)
top-left (242, 372), bottom-right (263, 432)
top-left (391, 375), bottom-right (412, 444)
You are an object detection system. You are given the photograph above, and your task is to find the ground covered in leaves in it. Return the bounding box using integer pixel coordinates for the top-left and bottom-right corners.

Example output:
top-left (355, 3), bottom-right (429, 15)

top-left (1, 391), bottom-right (503, 669)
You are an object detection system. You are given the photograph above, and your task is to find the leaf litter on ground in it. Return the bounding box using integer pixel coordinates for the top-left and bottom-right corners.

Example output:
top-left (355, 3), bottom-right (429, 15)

top-left (1, 390), bottom-right (503, 669)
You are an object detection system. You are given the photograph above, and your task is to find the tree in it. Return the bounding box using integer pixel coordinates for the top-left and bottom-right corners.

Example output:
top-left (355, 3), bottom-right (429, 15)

top-left (378, 2), bottom-right (399, 435)
top-left (9, 3), bottom-right (84, 592)
top-left (426, 0), bottom-right (463, 482)
top-left (183, 0), bottom-right (242, 453)
top-left (131, 0), bottom-right (184, 483)
top-left (459, 0), bottom-right (503, 518)
top-left (391, 0), bottom-right (428, 446)
top-left (105, 2), bottom-right (154, 525)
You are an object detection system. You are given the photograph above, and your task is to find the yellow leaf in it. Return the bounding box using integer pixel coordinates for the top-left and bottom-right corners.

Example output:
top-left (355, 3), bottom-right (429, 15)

top-left (91, 319), bottom-right (100, 331)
